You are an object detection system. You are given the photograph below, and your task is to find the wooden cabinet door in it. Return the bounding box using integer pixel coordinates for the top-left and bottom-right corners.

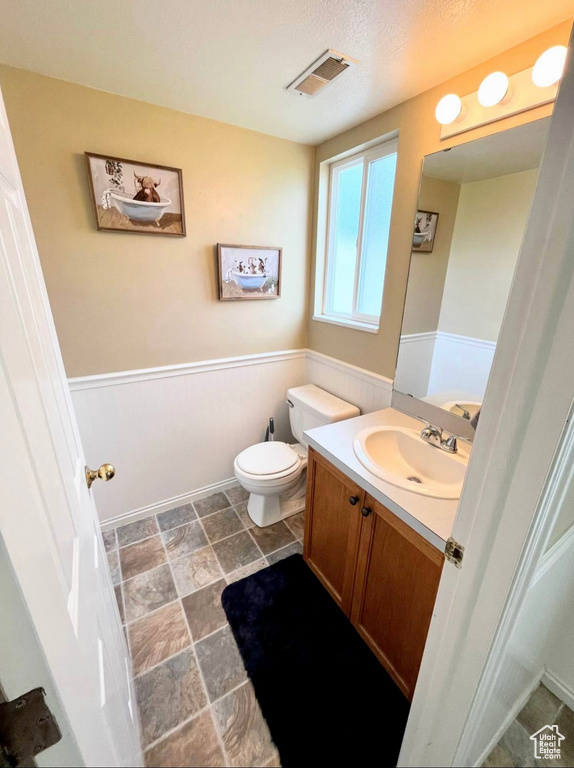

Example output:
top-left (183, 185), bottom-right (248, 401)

top-left (303, 448), bottom-right (365, 615)
top-left (350, 493), bottom-right (444, 700)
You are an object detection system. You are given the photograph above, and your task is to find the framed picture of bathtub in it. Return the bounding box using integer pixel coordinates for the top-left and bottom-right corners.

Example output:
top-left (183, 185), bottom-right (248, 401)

top-left (412, 210), bottom-right (439, 253)
top-left (85, 152), bottom-right (186, 236)
top-left (217, 244), bottom-right (282, 301)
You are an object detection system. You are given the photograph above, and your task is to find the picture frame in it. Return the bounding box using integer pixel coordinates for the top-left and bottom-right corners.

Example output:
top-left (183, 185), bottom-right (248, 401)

top-left (217, 244), bottom-right (282, 301)
top-left (85, 152), bottom-right (186, 236)
top-left (412, 210), bottom-right (439, 253)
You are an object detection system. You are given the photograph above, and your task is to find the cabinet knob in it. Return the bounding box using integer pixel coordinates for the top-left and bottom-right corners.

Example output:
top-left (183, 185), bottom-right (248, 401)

top-left (349, 495), bottom-right (360, 506)
top-left (361, 506), bottom-right (372, 517)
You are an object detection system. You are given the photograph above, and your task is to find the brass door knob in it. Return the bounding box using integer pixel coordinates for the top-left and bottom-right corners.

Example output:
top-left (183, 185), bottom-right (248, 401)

top-left (85, 463), bottom-right (115, 489)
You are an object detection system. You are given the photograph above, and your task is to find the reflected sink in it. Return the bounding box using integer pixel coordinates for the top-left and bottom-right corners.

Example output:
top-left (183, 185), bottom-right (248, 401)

top-left (442, 400), bottom-right (481, 420)
top-left (353, 426), bottom-right (468, 499)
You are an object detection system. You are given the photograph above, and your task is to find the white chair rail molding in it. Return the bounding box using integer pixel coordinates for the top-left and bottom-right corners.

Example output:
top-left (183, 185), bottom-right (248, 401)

top-left (68, 348), bottom-right (393, 528)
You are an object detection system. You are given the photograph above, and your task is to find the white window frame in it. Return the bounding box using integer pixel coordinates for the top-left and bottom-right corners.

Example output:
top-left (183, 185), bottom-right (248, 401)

top-left (316, 139), bottom-right (398, 332)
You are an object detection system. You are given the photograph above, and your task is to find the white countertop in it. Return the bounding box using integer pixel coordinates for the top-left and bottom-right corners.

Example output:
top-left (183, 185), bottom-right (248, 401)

top-left (304, 407), bottom-right (465, 551)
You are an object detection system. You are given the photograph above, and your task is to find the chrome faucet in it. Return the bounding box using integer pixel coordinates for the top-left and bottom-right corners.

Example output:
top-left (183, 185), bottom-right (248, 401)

top-left (453, 403), bottom-right (471, 420)
top-left (420, 424), bottom-right (458, 454)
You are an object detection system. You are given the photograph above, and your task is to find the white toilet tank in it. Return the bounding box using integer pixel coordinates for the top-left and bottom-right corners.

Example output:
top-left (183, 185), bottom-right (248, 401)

top-left (286, 384), bottom-right (360, 446)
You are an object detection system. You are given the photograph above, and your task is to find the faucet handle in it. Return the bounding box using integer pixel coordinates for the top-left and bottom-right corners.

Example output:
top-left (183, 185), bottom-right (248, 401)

top-left (420, 424), bottom-right (443, 447)
top-left (443, 434), bottom-right (458, 453)
top-left (421, 424), bottom-right (442, 438)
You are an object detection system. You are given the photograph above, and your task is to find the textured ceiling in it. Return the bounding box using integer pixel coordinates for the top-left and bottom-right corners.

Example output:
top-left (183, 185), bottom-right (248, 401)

top-left (0, 0), bottom-right (571, 144)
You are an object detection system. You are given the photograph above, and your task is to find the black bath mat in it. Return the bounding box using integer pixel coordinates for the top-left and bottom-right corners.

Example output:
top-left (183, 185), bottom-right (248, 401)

top-left (221, 554), bottom-right (410, 766)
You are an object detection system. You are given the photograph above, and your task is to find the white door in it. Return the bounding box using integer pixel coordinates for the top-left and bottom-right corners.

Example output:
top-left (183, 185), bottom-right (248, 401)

top-left (399, 29), bottom-right (574, 768)
top-left (0, 87), bottom-right (141, 767)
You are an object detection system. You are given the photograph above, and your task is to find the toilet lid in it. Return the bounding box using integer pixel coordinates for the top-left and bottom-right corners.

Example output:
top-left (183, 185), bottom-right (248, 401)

top-left (236, 442), bottom-right (299, 476)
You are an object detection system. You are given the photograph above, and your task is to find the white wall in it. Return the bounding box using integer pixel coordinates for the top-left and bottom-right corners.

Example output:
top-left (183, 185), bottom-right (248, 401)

top-left (469, 525), bottom-right (574, 764)
top-left (546, 473), bottom-right (574, 550)
top-left (426, 333), bottom-right (496, 401)
top-left (71, 351), bottom-right (306, 525)
top-left (71, 349), bottom-right (392, 526)
top-left (305, 350), bottom-right (393, 414)
top-left (395, 332), bottom-right (495, 403)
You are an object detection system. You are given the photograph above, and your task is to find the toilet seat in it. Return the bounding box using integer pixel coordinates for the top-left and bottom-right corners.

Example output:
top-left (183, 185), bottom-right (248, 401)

top-left (235, 442), bottom-right (302, 483)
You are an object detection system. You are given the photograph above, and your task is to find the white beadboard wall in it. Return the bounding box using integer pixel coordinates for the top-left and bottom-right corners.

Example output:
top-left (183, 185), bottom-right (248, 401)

top-left (69, 349), bottom-right (392, 527)
top-left (305, 350), bottom-right (393, 415)
top-left (395, 331), bottom-right (496, 401)
top-left (395, 332), bottom-right (436, 398)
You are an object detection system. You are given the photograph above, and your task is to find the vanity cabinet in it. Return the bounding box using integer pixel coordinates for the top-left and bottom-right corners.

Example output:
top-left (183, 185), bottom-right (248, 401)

top-left (303, 447), bottom-right (444, 700)
top-left (303, 448), bottom-right (365, 615)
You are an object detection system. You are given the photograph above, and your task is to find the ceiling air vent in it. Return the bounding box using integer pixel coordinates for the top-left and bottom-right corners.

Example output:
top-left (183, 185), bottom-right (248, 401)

top-left (287, 49), bottom-right (358, 97)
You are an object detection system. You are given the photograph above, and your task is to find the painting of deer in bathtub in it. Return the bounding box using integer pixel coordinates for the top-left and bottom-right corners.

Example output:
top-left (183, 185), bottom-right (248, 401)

top-left (86, 153), bottom-right (185, 236)
top-left (218, 244), bottom-right (282, 300)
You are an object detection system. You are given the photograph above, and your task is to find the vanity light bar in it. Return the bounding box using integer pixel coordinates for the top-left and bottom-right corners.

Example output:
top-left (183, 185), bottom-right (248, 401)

top-left (436, 46), bottom-right (567, 140)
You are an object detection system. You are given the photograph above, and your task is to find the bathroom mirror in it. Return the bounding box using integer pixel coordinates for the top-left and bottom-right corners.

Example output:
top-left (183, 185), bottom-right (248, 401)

top-left (393, 117), bottom-right (550, 437)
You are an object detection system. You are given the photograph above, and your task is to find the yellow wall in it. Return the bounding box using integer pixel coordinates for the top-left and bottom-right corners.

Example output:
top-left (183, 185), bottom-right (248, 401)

top-left (1, 20), bottom-right (570, 380)
top-left (309, 20), bottom-right (572, 378)
top-left (438, 169), bottom-right (539, 341)
top-left (401, 175), bottom-right (460, 336)
top-left (0, 65), bottom-right (314, 377)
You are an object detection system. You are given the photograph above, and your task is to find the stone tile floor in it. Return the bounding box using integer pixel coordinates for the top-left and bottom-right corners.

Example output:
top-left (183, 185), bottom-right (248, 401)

top-left (104, 484), bottom-right (303, 767)
top-left (483, 683), bottom-right (574, 767)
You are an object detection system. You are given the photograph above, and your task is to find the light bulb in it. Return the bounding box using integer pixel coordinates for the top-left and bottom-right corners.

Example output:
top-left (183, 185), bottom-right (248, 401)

top-left (478, 72), bottom-right (510, 107)
top-left (435, 94), bottom-right (462, 125)
top-left (532, 46), bottom-right (567, 88)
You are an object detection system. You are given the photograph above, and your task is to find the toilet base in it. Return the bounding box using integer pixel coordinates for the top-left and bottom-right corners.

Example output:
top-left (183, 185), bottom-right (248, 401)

top-left (247, 470), bottom-right (307, 528)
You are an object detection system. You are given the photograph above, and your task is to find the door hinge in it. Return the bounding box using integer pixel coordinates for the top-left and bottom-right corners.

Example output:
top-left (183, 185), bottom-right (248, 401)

top-left (445, 537), bottom-right (465, 568)
top-left (0, 688), bottom-right (61, 767)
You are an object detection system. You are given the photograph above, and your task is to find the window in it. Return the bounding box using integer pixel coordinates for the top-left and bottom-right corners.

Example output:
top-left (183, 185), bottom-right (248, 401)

top-left (317, 140), bottom-right (398, 332)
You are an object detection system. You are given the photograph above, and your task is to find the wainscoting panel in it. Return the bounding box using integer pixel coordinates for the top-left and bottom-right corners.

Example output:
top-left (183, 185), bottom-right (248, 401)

top-left (70, 351), bottom-right (306, 525)
top-left (428, 332), bottom-right (496, 400)
top-left (305, 350), bottom-right (393, 415)
top-left (395, 331), bottom-right (496, 402)
top-left (70, 348), bottom-right (393, 525)
top-left (394, 332), bottom-right (436, 399)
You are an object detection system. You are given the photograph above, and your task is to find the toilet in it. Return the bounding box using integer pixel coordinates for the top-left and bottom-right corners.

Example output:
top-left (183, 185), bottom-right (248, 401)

top-left (234, 384), bottom-right (360, 527)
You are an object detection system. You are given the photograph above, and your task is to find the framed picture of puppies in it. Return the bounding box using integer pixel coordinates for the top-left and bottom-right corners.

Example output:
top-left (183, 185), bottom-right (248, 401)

top-left (85, 152), bottom-right (185, 236)
top-left (412, 210), bottom-right (439, 253)
top-left (217, 244), bottom-right (282, 301)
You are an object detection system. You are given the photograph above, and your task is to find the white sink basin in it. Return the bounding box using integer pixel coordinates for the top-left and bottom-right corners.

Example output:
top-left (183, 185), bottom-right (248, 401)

top-left (353, 426), bottom-right (468, 499)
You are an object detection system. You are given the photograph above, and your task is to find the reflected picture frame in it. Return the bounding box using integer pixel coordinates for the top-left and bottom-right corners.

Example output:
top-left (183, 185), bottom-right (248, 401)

top-left (412, 210), bottom-right (439, 253)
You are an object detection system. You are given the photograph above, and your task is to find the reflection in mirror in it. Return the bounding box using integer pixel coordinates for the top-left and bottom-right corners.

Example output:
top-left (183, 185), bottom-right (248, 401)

top-left (394, 117), bottom-right (550, 429)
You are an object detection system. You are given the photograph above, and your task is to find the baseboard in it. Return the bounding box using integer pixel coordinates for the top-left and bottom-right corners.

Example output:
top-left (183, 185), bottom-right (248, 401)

top-left (542, 669), bottom-right (574, 712)
top-left (100, 476), bottom-right (237, 531)
top-left (474, 673), bottom-right (543, 767)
